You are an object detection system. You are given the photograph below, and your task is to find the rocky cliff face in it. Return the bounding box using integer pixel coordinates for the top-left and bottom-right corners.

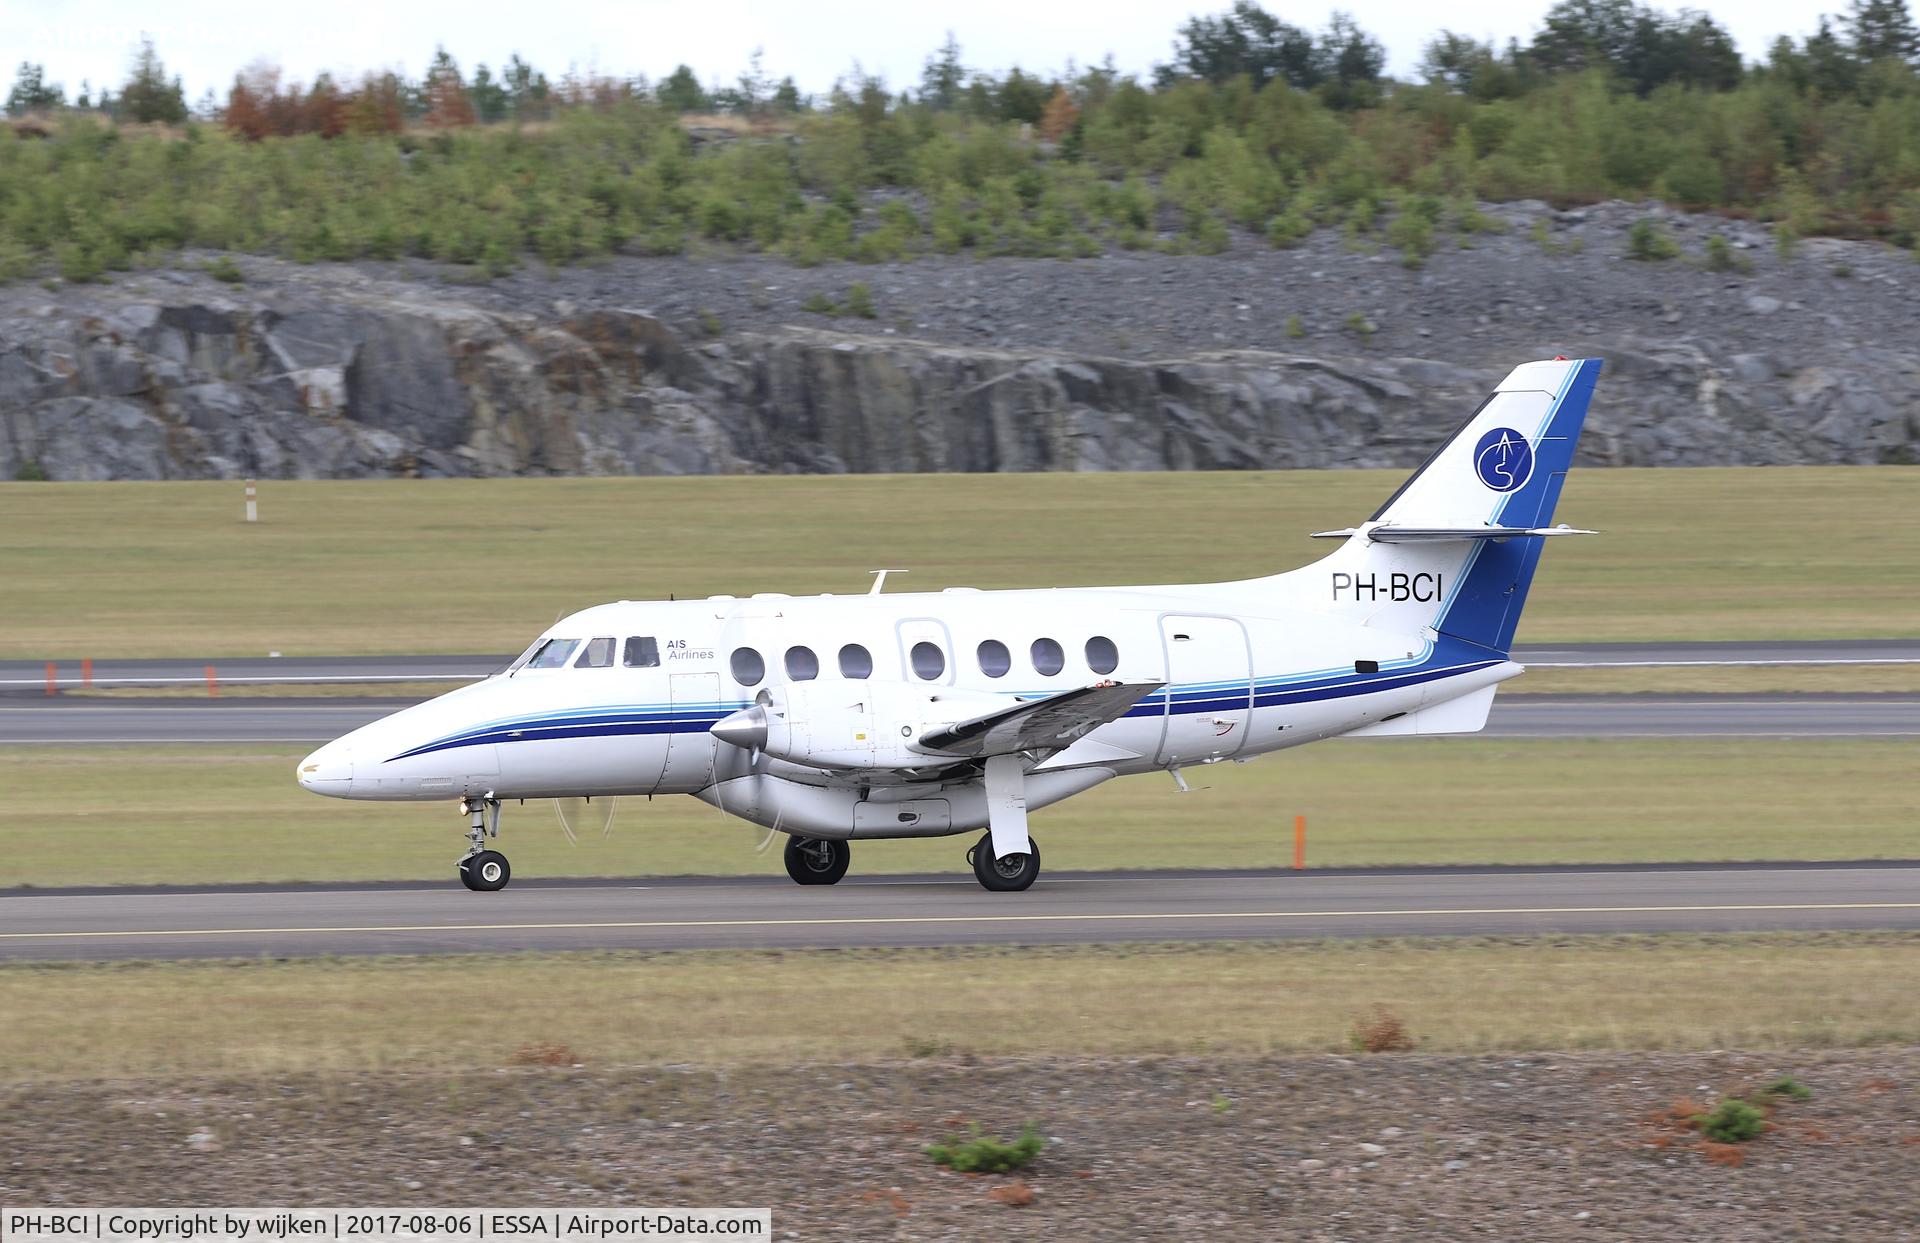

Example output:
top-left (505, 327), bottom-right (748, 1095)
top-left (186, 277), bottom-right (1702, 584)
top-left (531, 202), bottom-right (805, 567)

top-left (3, 224), bottom-right (1917, 480)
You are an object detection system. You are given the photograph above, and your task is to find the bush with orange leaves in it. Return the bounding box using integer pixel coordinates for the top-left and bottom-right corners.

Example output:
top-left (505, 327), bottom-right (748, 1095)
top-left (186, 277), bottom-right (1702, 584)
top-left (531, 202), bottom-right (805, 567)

top-left (1349, 1005), bottom-right (1415, 1053)
top-left (225, 63), bottom-right (394, 139)
top-left (506, 1041), bottom-right (578, 1066)
top-left (1038, 86), bottom-right (1079, 142)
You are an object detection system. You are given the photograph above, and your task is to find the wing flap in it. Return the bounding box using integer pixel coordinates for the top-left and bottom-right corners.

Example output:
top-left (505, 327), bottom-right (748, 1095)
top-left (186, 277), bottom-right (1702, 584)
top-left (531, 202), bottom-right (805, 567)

top-left (918, 681), bottom-right (1163, 758)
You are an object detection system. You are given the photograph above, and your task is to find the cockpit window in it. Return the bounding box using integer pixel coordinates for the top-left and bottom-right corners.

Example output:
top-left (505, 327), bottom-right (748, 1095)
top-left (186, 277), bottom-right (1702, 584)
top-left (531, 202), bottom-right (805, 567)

top-left (624, 636), bottom-right (660, 668)
top-left (524, 638), bottom-right (580, 670)
top-left (577, 637), bottom-right (615, 668)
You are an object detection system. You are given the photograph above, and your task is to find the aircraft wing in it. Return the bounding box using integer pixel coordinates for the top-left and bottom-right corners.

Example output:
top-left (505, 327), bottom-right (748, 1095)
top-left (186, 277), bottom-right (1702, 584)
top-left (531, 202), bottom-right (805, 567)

top-left (918, 681), bottom-right (1164, 759)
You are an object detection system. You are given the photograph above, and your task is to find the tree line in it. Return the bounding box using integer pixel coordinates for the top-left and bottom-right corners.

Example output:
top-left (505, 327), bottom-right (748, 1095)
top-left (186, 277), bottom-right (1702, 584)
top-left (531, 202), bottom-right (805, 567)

top-left (1, 1), bottom-right (1917, 284)
top-left (9, 1), bottom-right (1920, 130)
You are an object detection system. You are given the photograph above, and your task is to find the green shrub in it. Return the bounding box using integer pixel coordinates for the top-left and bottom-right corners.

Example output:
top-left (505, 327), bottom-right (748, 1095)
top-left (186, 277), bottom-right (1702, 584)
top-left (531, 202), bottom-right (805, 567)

top-left (1702, 233), bottom-right (1750, 274)
top-left (1284, 314), bottom-right (1305, 338)
top-left (203, 255), bottom-right (244, 283)
top-left (843, 282), bottom-right (877, 319)
top-left (925, 1124), bottom-right (1044, 1174)
top-left (1627, 219), bottom-right (1680, 262)
top-left (1387, 207), bottom-right (1435, 269)
top-left (1760, 1076), bottom-right (1812, 1102)
top-left (1695, 1098), bottom-right (1765, 1143)
top-left (801, 291), bottom-right (838, 315)
top-left (1344, 310), bottom-right (1374, 338)
top-left (1265, 207), bottom-right (1313, 248)
top-left (696, 308), bottom-right (722, 337)
top-left (12, 460), bottom-right (50, 482)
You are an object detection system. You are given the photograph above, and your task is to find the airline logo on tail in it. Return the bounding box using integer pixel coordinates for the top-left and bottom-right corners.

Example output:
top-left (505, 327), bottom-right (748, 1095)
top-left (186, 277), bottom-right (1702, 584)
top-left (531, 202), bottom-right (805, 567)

top-left (1473, 427), bottom-right (1534, 493)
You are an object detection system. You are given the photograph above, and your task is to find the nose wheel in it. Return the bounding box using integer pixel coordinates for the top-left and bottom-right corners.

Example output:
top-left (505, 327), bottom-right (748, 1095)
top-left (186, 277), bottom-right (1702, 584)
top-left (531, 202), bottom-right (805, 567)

top-left (460, 850), bottom-right (511, 891)
top-left (458, 796), bottom-right (510, 891)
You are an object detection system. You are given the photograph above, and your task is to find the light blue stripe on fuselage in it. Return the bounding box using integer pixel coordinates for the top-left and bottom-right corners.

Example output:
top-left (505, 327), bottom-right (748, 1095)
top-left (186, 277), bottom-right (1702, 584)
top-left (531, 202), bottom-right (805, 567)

top-left (386, 656), bottom-right (1500, 762)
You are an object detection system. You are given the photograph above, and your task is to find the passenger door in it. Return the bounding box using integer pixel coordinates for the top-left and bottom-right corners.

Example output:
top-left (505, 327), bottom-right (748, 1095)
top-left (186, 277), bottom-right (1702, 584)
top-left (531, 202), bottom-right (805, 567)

top-left (1155, 615), bottom-right (1253, 765)
top-left (657, 672), bottom-right (721, 792)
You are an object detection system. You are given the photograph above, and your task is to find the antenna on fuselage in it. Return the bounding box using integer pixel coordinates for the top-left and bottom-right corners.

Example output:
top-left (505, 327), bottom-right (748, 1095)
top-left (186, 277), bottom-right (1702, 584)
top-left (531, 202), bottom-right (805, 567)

top-left (868, 568), bottom-right (909, 595)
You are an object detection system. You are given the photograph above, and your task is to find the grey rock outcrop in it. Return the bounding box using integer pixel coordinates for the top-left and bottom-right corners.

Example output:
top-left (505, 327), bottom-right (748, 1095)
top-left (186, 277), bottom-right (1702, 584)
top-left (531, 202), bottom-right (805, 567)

top-left (1, 261), bottom-right (1915, 481)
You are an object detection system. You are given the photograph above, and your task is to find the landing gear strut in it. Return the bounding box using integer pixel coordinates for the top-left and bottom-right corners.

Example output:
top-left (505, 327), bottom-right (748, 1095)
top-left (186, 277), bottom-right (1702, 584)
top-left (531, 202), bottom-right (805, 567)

top-left (458, 795), bottom-right (510, 892)
top-left (970, 832), bottom-right (1040, 892)
top-left (784, 836), bottom-right (850, 886)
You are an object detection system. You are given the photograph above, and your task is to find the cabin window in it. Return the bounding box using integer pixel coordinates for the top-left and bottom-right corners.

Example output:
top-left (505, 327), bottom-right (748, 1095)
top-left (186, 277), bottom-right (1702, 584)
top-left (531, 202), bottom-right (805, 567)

top-left (1031, 637), bottom-right (1064, 676)
top-left (911, 641), bottom-right (946, 681)
top-left (577, 637), bottom-right (616, 668)
top-left (730, 647), bottom-right (766, 686)
top-left (977, 639), bottom-right (1011, 678)
top-left (524, 638), bottom-right (580, 670)
top-left (839, 643), bottom-right (873, 679)
top-left (623, 636), bottom-right (660, 668)
top-left (1086, 635), bottom-right (1119, 675)
top-left (785, 645), bottom-right (820, 681)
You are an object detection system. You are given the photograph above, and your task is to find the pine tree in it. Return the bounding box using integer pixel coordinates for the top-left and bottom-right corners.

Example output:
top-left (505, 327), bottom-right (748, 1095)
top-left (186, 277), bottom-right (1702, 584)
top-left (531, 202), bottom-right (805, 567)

top-left (1845, 0), bottom-right (1920, 62)
top-left (423, 47), bottom-right (475, 127)
top-left (121, 37), bottom-right (186, 123)
top-left (919, 33), bottom-right (965, 109)
top-left (5, 62), bottom-right (65, 115)
top-left (658, 64), bottom-right (710, 113)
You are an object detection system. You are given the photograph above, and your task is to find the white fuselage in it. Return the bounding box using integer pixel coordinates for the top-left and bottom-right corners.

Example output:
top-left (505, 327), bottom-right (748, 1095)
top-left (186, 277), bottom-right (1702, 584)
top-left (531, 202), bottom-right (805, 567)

top-left (297, 569), bottom-right (1518, 837)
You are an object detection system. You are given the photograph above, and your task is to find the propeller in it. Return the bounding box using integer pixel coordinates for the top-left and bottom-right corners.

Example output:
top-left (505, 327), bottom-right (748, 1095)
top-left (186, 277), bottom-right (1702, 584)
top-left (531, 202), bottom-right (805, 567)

top-left (708, 747), bottom-right (782, 854)
top-left (554, 796), bottom-right (617, 845)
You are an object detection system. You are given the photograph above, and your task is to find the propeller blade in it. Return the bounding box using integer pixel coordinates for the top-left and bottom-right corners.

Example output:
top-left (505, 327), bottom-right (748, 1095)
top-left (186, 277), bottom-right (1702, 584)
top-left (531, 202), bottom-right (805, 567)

top-left (554, 798), bottom-right (582, 846)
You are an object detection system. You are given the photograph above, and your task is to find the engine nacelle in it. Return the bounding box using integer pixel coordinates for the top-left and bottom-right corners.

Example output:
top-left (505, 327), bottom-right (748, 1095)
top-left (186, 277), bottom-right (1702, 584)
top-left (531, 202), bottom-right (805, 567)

top-left (711, 679), bottom-right (1007, 771)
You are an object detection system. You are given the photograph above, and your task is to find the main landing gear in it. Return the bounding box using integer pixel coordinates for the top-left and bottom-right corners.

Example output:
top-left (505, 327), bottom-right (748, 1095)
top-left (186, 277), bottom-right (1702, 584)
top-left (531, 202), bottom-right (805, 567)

top-left (458, 795), bottom-right (511, 892)
top-left (968, 832), bottom-right (1041, 892)
top-left (784, 835), bottom-right (850, 886)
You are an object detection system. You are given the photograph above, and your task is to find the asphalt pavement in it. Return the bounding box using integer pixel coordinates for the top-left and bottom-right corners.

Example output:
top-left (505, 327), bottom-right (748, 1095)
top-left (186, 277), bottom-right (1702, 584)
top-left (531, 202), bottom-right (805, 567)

top-left (1, 862), bottom-right (1914, 961)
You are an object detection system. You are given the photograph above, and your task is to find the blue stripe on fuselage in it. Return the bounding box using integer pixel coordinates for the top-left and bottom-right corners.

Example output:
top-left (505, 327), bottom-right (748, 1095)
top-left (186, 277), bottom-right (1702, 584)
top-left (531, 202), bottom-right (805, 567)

top-left (384, 642), bottom-right (1503, 762)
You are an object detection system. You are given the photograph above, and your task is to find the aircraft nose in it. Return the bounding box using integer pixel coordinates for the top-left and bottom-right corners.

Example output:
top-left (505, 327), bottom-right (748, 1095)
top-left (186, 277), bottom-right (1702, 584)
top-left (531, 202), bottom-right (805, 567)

top-left (297, 742), bottom-right (354, 798)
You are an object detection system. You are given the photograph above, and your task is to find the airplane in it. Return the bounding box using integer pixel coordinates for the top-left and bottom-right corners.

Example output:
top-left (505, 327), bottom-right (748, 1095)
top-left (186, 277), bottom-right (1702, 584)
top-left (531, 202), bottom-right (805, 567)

top-left (298, 356), bottom-right (1602, 893)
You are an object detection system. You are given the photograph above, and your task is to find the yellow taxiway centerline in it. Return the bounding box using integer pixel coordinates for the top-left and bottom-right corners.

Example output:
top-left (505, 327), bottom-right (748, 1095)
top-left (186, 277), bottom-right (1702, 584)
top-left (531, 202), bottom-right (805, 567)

top-left (1, 901), bottom-right (1918, 940)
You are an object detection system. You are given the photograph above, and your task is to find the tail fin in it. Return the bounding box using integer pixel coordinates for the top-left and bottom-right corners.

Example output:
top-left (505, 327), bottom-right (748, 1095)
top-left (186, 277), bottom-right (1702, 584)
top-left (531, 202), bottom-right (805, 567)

top-left (1300, 357), bottom-right (1602, 655)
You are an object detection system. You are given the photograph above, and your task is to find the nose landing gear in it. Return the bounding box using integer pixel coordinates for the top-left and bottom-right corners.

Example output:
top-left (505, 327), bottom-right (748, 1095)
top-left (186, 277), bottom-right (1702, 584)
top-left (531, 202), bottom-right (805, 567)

top-left (458, 796), bottom-right (511, 892)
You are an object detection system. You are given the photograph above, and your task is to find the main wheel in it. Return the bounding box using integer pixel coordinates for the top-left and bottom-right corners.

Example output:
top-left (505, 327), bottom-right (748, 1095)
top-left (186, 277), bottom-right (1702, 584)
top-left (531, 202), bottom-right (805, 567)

top-left (971, 832), bottom-right (1040, 892)
top-left (459, 849), bottom-right (511, 892)
top-left (784, 836), bottom-right (850, 885)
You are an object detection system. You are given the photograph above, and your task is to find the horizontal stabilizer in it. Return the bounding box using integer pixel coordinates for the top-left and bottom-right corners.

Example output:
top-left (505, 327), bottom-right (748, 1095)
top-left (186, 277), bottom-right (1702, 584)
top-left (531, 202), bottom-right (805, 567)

top-left (919, 681), bottom-right (1163, 758)
top-left (1310, 524), bottom-right (1596, 542)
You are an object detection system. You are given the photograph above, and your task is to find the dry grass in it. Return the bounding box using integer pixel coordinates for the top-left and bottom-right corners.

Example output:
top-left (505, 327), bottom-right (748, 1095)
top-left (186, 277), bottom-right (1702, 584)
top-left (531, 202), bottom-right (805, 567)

top-left (0, 932), bottom-right (1914, 1082)
top-left (1, 467), bottom-right (1915, 658)
top-left (2, 737), bottom-right (1915, 887)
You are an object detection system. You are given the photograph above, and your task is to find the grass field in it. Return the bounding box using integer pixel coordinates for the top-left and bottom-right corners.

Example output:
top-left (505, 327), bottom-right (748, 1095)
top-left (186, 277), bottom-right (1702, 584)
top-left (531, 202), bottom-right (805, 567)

top-left (0, 932), bottom-right (1912, 1081)
top-left (3, 738), bottom-right (1913, 887)
top-left (2, 467), bottom-right (1915, 658)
